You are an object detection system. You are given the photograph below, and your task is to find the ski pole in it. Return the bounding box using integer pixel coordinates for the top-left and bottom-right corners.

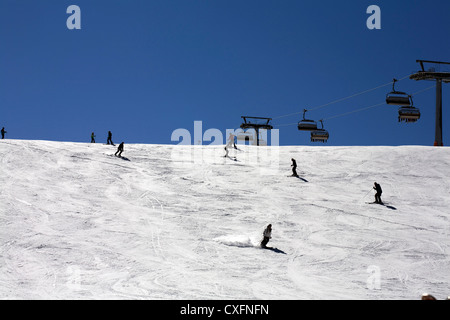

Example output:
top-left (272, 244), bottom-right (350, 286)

top-left (360, 188), bottom-right (372, 202)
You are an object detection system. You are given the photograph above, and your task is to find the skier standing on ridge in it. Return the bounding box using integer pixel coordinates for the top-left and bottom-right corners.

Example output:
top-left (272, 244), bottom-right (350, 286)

top-left (115, 142), bottom-right (124, 157)
top-left (373, 182), bottom-right (383, 204)
top-left (291, 158), bottom-right (298, 177)
top-left (107, 131), bottom-right (115, 145)
top-left (260, 224), bottom-right (272, 248)
top-left (1, 127), bottom-right (6, 139)
top-left (91, 132), bottom-right (96, 143)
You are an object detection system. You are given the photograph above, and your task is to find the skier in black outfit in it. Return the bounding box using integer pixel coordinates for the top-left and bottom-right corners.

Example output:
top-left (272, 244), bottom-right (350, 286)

top-left (373, 182), bottom-right (383, 204)
top-left (224, 145), bottom-right (229, 158)
top-left (107, 131), bottom-right (115, 145)
top-left (291, 158), bottom-right (298, 177)
top-left (91, 132), bottom-right (96, 143)
top-left (1, 127), bottom-right (6, 139)
top-left (115, 142), bottom-right (124, 157)
top-left (260, 224), bottom-right (272, 248)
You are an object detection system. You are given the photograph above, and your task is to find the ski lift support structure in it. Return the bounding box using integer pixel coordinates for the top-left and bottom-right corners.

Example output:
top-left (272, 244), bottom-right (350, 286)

top-left (410, 60), bottom-right (450, 146)
top-left (240, 116), bottom-right (273, 146)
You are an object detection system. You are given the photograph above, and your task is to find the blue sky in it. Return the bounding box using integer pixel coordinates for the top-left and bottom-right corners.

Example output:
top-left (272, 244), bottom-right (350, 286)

top-left (0, 0), bottom-right (449, 146)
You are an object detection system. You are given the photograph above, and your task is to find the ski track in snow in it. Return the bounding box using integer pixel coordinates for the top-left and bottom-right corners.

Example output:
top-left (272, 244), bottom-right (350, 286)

top-left (0, 140), bottom-right (449, 300)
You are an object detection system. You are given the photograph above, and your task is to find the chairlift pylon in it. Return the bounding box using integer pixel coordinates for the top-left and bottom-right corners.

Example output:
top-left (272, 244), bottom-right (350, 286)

top-left (236, 131), bottom-right (255, 142)
top-left (239, 116), bottom-right (273, 146)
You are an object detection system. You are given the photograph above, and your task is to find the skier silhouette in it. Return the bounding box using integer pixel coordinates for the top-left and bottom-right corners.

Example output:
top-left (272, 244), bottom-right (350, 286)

top-left (115, 142), bottom-right (124, 157)
top-left (291, 158), bottom-right (298, 177)
top-left (224, 146), bottom-right (229, 157)
top-left (1, 127), bottom-right (6, 139)
top-left (373, 182), bottom-right (383, 204)
top-left (91, 132), bottom-right (96, 143)
top-left (107, 131), bottom-right (114, 145)
top-left (260, 224), bottom-right (272, 248)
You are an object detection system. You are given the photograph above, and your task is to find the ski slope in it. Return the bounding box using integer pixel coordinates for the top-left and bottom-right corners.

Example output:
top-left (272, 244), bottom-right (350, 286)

top-left (0, 140), bottom-right (449, 300)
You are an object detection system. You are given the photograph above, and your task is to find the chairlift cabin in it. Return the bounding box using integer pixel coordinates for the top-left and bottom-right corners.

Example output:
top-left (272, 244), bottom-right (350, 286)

top-left (311, 130), bottom-right (329, 142)
top-left (298, 109), bottom-right (318, 131)
top-left (397, 95), bottom-right (421, 123)
top-left (310, 120), bottom-right (329, 143)
top-left (387, 93), bottom-right (412, 106)
top-left (398, 106), bottom-right (421, 123)
top-left (386, 78), bottom-right (412, 106)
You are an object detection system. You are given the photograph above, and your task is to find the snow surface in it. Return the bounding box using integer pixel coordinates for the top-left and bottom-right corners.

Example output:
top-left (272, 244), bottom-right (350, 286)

top-left (0, 140), bottom-right (449, 300)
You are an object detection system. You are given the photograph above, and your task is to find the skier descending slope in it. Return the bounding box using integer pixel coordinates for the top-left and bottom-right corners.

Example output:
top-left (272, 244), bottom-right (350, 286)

top-left (223, 145), bottom-right (237, 161)
top-left (115, 142), bottom-right (124, 157)
top-left (291, 158), bottom-right (298, 177)
top-left (373, 182), bottom-right (383, 204)
top-left (260, 224), bottom-right (272, 248)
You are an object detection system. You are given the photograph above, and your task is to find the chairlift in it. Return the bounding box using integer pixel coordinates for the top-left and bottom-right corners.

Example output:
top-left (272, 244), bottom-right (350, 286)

top-left (398, 106), bottom-right (421, 123)
top-left (298, 109), bottom-right (318, 131)
top-left (311, 120), bottom-right (329, 143)
top-left (386, 78), bottom-right (412, 106)
top-left (397, 95), bottom-right (421, 123)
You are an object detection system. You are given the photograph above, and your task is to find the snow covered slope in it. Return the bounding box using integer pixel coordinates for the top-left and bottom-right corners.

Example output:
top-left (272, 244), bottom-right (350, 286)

top-left (0, 140), bottom-right (449, 300)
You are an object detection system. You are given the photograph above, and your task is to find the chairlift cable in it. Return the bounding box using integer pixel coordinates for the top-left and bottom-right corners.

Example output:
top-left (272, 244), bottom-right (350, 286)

top-left (272, 84), bottom-right (436, 128)
top-left (272, 74), bottom-right (411, 120)
top-left (322, 85), bottom-right (436, 122)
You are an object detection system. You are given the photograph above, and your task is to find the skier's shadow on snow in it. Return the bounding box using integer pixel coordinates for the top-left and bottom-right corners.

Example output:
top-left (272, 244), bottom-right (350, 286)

top-left (264, 247), bottom-right (287, 255)
top-left (291, 175), bottom-right (308, 182)
top-left (118, 156), bottom-right (131, 161)
top-left (367, 202), bottom-right (397, 210)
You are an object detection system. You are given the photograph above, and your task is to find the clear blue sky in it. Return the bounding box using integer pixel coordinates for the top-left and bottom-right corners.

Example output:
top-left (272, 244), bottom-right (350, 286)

top-left (1, 0), bottom-right (449, 146)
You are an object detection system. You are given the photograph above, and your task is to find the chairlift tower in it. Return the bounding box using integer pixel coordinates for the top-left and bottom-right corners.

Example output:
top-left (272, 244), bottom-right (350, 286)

top-left (410, 60), bottom-right (450, 146)
top-left (240, 116), bottom-right (273, 146)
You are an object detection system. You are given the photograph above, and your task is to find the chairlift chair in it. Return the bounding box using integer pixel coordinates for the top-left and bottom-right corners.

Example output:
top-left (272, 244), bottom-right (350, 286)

top-left (310, 120), bottom-right (329, 143)
top-left (386, 78), bottom-right (412, 106)
top-left (398, 95), bottom-right (421, 123)
top-left (398, 107), bottom-right (421, 123)
top-left (298, 109), bottom-right (318, 131)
